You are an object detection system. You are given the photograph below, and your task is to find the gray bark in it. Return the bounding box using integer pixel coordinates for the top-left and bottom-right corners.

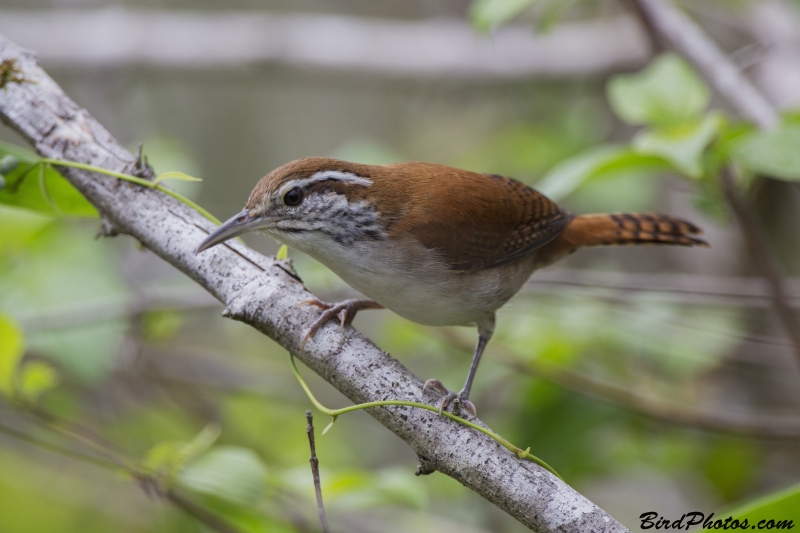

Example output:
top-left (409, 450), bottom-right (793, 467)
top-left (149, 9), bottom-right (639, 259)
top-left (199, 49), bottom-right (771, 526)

top-left (0, 34), bottom-right (628, 533)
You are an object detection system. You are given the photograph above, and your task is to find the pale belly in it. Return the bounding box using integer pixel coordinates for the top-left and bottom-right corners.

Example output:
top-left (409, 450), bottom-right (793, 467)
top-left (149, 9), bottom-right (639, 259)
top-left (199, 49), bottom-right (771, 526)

top-left (279, 232), bottom-right (538, 326)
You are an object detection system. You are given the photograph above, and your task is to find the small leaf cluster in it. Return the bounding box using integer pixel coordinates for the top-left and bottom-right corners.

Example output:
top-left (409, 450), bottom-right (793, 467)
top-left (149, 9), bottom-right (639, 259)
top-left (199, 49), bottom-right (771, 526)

top-left (469, 0), bottom-right (576, 33)
top-left (537, 54), bottom-right (800, 218)
top-left (144, 424), bottom-right (269, 507)
top-left (0, 141), bottom-right (205, 220)
top-left (0, 144), bottom-right (96, 216)
top-left (0, 314), bottom-right (59, 402)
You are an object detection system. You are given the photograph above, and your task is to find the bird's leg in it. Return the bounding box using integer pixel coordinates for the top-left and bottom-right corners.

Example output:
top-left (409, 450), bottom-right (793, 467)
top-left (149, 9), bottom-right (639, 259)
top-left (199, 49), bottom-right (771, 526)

top-left (424, 314), bottom-right (495, 418)
top-left (299, 298), bottom-right (384, 348)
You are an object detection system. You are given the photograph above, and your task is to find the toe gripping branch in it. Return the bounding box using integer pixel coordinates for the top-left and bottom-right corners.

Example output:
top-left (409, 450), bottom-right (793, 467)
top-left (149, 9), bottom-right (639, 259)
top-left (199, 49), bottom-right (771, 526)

top-left (299, 298), bottom-right (384, 349)
top-left (423, 379), bottom-right (477, 418)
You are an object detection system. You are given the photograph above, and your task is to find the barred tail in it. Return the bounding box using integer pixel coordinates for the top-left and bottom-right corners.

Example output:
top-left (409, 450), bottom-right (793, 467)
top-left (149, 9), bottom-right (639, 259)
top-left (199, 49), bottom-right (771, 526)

top-left (566, 213), bottom-right (708, 248)
top-left (538, 213), bottom-right (708, 265)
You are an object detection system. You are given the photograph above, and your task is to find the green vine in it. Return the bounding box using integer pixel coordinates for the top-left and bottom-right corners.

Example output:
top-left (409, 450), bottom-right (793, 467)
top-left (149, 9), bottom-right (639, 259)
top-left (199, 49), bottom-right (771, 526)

top-left (24, 158), bottom-right (221, 225)
top-left (288, 351), bottom-right (562, 480)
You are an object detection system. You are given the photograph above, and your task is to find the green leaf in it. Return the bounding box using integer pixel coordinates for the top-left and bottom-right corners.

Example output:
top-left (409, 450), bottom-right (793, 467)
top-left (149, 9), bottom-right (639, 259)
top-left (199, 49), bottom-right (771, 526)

top-left (726, 482), bottom-right (800, 526)
top-left (275, 245), bottom-right (288, 261)
top-left (0, 205), bottom-right (53, 254)
top-left (469, 0), bottom-right (537, 33)
top-left (0, 315), bottom-right (25, 395)
top-left (607, 54), bottom-right (710, 127)
top-left (733, 124), bottom-right (800, 181)
top-left (177, 446), bottom-right (267, 507)
top-left (180, 425), bottom-right (223, 465)
top-left (0, 222), bottom-right (127, 382)
top-left (18, 361), bottom-right (58, 401)
top-left (137, 136), bottom-right (203, 200)
top-left (0, 142), bottom-right (97, 217)
top-left (632, 113), bottom-right (722, 178)
top-left (145, 424), bottom-right (221, 480)
top-left (538, 145), bottom-right (671, 200)
top-left (142, 309), bottom-right (185, 343)
top-left (322, 415), bottom-right (337, 435)
top-left (536, 0), bottom-right (579, 33)
top-left (537, 146), bottom-right (624, 200)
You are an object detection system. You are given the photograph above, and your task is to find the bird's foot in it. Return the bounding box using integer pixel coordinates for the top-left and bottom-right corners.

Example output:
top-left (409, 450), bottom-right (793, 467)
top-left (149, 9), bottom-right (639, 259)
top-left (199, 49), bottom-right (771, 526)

top-left (299, 298), bottom-right (383, 349)
top-left (422, 379), bottom-right (477, 418)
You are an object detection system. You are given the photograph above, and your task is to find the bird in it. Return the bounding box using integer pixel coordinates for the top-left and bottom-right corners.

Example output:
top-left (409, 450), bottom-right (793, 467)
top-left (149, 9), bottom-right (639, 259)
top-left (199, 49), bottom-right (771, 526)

top-left (195, 157), bottom-right (707, 417)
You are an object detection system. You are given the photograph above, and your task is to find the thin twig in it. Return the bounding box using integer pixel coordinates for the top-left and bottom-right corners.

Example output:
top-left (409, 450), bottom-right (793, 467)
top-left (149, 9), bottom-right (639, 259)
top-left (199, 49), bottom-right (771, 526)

top-left (22, 402), bottom-right (138, 471)
top-left (720, 167), bottom-right (800, 368)
top-left (305, 411), bottom-right (330, 533)
top-left (625, 0), bottom-right (665, 53)
top-left (10, 401), bottom-right (244, 533)
top-left (526, 268), bottom-right (800, 308)
top-left (166, 490), bottom-right (243, 533)
top-left (0, 417), bottom-right (250, 533)
top-left (0, 419), bottom-right (118, 469)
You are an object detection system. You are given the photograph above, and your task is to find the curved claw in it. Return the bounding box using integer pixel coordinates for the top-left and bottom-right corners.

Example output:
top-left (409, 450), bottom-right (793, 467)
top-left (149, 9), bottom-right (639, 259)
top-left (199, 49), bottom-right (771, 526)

top-left (299, 298), bottom-right (382, 349)
top-left (300, 305), bottom-right (344, 349)
top-left (456, 398), bottom-right (477, 418)
top-left (438, 392), bottom-right (458, 415)
top-left (299, 298), bottom-right (331, 310)
top-left (423, 378), bottom-right (448, 394)
top-left (423, 379), bottom-right (477, 417)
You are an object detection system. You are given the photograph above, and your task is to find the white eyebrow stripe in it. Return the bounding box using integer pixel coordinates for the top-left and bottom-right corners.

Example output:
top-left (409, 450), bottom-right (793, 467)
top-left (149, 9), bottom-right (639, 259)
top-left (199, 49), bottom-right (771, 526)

top-left (278, 170), bottom-right (373, 196)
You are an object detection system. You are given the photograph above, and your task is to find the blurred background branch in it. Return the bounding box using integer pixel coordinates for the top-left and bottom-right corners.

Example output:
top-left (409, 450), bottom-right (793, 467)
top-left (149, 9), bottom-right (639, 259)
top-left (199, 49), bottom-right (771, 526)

top-left (629, 0), bottom-right (800, 367)
top-left (0, 9), bottom-right (650, 77)
top-left (1, 0), bottom-right (800, 531)
top-left (0, 402), bottom-right (246, 533)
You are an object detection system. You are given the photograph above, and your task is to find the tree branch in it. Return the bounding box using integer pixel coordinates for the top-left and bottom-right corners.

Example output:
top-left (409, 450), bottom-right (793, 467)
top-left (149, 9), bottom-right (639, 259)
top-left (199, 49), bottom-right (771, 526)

top-left (630, 0), bottom-right (800, 369)
top-left (0, 34), bottom-right (627, 532)
top-left (527, 268), bottom-right (800, 309)
top-left (1, 404), bottom-right (245, 533)
top-left (165, 490), bottom-right (243, 533)
top-left (0, 9), bottom-right (649, 78)
top-left (719, 166), bottom-right (800, 367)
top-left (631, 0), bottom-right (779, 129)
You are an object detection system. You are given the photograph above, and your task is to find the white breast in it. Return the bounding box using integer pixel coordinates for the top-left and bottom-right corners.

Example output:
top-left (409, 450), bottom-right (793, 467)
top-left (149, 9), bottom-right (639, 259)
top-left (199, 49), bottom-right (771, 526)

top-left (278, 231), bottom-right (537, 327)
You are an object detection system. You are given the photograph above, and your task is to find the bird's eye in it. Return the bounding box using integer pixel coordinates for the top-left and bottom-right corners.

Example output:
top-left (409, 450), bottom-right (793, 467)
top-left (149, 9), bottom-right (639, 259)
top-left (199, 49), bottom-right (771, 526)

top-left (283, 187), bottom-right (304, 207)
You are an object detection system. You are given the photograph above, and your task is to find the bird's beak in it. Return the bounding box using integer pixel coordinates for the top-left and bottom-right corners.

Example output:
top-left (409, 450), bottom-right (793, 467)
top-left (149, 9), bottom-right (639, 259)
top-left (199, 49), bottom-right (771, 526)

top-left (195, 209), bottom-right (265, 255)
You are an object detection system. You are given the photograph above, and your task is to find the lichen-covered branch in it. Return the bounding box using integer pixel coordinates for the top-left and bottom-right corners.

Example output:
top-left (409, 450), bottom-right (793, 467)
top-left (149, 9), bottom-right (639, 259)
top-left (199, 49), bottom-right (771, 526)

top-left (0, 34), bottom-right (627, 532)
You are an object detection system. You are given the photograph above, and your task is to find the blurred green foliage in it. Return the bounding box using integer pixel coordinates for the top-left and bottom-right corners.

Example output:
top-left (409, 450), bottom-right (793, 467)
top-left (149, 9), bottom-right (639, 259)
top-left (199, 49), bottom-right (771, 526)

top-left (1, 3), bottom-right (800, 531)
top-left (0, 314), bottom-right (24, 394)
top-left (727, 482), bottom-right (800, 527)
top-left (0, 143), bottom-right (97, 217)
top-left (606, 54), bottom-right (710, 128)
top-left (469, 0), bottom-right (538, 33)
